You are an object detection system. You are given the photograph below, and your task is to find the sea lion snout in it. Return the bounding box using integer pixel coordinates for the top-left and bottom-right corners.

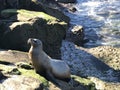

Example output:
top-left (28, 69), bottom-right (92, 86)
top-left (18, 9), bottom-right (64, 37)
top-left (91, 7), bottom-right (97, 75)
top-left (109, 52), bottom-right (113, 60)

top-left (27, 38), bottom-right (32, 44)
top-left (27, 38), bottom-right (43, 47)
top-left (28, 38), bottom-right (37, 43)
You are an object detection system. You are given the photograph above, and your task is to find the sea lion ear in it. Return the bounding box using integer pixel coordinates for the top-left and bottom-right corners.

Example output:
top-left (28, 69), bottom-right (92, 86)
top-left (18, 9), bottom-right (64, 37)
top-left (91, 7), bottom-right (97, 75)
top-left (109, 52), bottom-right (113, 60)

top-left (38, 40), bottom-right (43, 46)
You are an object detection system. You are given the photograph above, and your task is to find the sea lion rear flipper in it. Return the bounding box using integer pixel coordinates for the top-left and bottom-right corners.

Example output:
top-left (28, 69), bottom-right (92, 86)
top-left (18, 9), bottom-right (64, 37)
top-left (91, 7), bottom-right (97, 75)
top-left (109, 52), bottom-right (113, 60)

top-left (46, 71), bottom-right (60, 87)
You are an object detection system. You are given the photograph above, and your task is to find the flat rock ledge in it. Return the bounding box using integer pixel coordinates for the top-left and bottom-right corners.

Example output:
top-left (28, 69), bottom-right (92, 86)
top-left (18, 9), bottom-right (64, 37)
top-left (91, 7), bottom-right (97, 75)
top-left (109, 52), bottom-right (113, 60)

top-left (0, 76), bottom-right (43, 90)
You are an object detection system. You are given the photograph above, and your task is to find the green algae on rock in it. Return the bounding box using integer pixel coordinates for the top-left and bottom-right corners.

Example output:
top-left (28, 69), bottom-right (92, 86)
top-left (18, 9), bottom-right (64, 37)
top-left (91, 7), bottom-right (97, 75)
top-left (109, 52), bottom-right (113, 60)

top-left (71, 75), bottom-right (96, 90)
top-left (19, 68), bottom-right (48, 86)
top-left (0, 63), bottom-right (48, 86)
top-left (1, 9), bottom-right (66, 23)
top-left (0, 64), bottom-right (21, 75)
top-left (0, 9), bottom-right (68, 59)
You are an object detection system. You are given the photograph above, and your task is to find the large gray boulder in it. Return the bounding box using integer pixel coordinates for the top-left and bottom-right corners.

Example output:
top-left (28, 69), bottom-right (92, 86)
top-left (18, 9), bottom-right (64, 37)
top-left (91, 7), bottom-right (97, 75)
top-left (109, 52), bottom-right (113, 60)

top-left (0, 9), bottom-right (68, 59)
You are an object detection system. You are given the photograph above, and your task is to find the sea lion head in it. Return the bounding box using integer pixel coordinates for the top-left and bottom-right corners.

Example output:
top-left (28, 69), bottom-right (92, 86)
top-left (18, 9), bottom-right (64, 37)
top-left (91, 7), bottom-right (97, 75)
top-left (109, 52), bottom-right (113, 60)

top-left (27, 38), bottom-right (43, 48)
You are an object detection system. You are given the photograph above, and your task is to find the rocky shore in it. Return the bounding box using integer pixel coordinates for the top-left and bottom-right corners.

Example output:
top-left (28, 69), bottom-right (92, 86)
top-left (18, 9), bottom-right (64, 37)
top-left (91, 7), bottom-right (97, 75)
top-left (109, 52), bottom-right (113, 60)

top-left (0, 0), bottom-right (120, 90)
top-left (61, 41), bottom-right (120, 90)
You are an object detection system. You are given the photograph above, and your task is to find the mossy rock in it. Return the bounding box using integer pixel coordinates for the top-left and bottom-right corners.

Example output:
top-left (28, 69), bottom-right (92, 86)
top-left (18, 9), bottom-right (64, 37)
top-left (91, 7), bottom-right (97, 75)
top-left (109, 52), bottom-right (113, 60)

top-left (0, 64), bottom-right (21, 75)
top-left (19, 68), bottom-right (48, 86)
top-left (0, 64), bottom-right (48, 86)
top-left (0, 9), bottom-right (68, 59)
top-left (0, 63), bottom-right (97, 89)
top-left (16, 62), bottom-right (33, 70)
top-left (1, 9), bottom-right (58, 21)
top-left (71, 75), bottom-right (96, 90)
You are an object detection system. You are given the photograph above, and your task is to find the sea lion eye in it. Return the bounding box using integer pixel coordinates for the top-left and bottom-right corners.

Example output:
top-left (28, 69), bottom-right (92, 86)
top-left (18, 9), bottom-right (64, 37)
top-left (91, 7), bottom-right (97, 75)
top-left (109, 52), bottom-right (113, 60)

top-left (33, 39), bottom-right (37, 43)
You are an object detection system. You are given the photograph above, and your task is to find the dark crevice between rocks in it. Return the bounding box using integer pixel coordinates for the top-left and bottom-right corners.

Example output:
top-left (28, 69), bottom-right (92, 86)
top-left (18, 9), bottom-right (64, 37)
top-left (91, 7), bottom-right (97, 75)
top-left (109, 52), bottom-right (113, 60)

top-left (0, 61), bottom-right (13, 65)
top-left (0, 71), bottom-right (8, 83)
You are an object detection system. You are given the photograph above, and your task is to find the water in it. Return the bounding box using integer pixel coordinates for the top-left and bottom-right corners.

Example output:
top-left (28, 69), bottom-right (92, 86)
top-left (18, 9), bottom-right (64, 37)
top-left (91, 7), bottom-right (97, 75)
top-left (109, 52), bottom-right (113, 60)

top-left (61, 1), bottom-right (120, 88)
top-left (65, 0), bottom-right (120, 47)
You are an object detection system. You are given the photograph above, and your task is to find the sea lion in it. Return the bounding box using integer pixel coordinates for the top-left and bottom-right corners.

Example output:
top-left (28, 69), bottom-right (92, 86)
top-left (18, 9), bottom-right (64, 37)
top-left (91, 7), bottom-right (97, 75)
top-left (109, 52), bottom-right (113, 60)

top-left (27, 38), bottom-right (71, 85)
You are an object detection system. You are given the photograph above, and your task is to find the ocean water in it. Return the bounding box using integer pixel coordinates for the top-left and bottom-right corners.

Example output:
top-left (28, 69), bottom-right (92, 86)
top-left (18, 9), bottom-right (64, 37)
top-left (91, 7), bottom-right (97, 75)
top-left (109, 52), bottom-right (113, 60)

top-left (65, 0), bottom-right (120, 47)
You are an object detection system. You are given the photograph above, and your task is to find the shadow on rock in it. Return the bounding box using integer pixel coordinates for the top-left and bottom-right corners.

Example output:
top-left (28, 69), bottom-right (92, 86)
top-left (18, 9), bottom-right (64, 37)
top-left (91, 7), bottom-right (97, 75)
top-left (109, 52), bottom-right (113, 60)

top-left (61, 41), bottom-right (120, 84)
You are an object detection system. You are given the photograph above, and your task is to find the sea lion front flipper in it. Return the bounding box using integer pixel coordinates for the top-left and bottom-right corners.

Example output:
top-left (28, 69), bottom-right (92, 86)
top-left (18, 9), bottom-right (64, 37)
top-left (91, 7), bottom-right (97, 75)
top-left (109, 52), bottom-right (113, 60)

top-left (46, 71), bottom-right (60, 87)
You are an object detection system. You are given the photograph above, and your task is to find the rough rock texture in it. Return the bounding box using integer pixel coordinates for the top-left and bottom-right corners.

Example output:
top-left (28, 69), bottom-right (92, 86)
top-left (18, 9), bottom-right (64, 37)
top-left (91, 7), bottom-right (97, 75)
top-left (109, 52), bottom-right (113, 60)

top-left (0, 0), bottom-right (70, 23)
top-left (61, 40), bottom-right (120, 90)
top-left (0, 49), bottom-right (96, 90)
top-left (35, 0), bottom-right (70, 23)
top-left (90, 77), bottom-right (120, 90)
top-left (0, 50), bottom-right (29, 64)
top-left (89, 46), bottom-right (120, 70)
top-left (66, 25), bottom-right (85, 46)
top-left (0, 76), bottom-right (43, 90)
top-left (0, 9), bottom-right (68, 59)
top-left (0, 72), bottom-right (7, 81)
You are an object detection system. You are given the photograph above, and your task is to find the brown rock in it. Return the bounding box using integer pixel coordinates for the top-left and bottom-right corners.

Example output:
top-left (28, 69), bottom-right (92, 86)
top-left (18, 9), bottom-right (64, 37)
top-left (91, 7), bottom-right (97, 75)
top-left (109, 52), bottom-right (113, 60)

top-left (0, 9), bottom-right (68, 59)
top-left (66, 25), bottom-right (85, 46)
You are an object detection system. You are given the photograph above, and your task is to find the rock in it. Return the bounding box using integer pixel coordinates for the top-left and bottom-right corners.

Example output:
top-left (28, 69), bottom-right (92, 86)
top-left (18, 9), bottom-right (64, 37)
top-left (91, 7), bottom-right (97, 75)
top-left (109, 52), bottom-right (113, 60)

top-left (69, 7), bottom-right (77, 12)
top-left (19, 0), bottom-right (70, 23)
top-left (0, 9), bottom-right (68, 59)
top-left (90, 77), bottom-right (120, 90)
top-left (0, 64), bottom-right (21, 75)
top-left (61, 41), bottom-right (120, 90)
top-left (1, 76), bottom-right (44, 90)
top-left (56, 0), bottom-right (77, 3)
top-left (8, 68), bottom-right (21, 75)
top-left (16, 62), bottom-right (33, 70)
top-left (0, 0), bottom-right (19, 13)
top-left (0, 49), bottom-right (29, 64)
top-left (66, 25), bottom-right (86, 46)
top-left (0, 63), bottom-right (49, 89)
top-left (5, 0), bottom-right (19, 8)
top-left (0, 56), bottom-right (96, 90)
top-left (35, 0), bottom-right (70, 23)
top-left (71, 75), bottom-right (96, 90)
top-left (46, 75), bottom-right (96, 90)
top-left (89, 46), bottom-right (120, 70)
top-left (0, 71), bottom-right (7, 81)
top-left (0, 0), bottom-right (6, 12)
top-left (0, 0), bottom-right (70, 23)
